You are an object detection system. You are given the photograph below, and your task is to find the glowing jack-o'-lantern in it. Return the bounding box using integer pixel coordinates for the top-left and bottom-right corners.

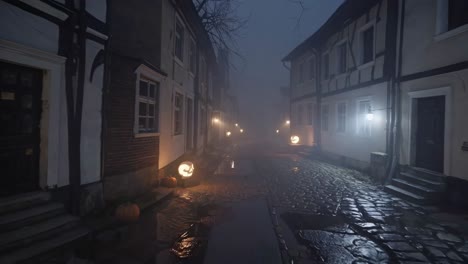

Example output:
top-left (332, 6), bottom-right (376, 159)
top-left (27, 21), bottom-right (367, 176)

top-left (290, 135), bottom-right (300, 144)
top-left (178, 161), bottom-right (194, 178)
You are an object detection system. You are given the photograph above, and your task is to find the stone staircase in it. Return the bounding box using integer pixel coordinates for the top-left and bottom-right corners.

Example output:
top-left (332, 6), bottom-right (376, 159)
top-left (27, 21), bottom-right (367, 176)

top-left (385, 167), bottom-right (446, 205)
top-left (0, 191), bottom-right (90, 263)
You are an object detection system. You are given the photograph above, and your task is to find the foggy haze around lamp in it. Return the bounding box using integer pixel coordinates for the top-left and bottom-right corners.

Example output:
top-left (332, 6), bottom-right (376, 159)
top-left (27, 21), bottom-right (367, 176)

top-left (226, 131), bottom-right (231, 137)
top-left (290, 135), bottom-right (300, 144)
top-left (178, 161), bottom-right (194, 178)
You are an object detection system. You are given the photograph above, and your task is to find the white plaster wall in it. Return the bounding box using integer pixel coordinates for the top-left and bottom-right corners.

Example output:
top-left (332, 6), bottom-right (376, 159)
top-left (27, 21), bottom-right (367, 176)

top-left (158, 0), bottom-right (197, 169)
top-left (80, 40), bottom-right (103, 185)
top-left (399, 69), bottom-right (468, 180)
top-left (86, 0), bottom-right (107, 22)
top-left (320, 83), bottom-right (388, 163)
top-left (402, 0), bottom-right (468, 75)
top-left (0, 1), bottom-right (59, 54)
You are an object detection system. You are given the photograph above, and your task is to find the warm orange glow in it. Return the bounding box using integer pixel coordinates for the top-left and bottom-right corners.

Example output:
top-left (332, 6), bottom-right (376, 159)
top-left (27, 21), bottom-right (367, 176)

top-left (240, 129), bottom-right (244, 133)
top-left (226, 131), bottom-right (231, 136)
top-left (213, 118), bottom-right (220, 123)
top-left (290, 135), bottom-right (300, 144)
top-left (286, 120), bottom-right (290, 125)
top-left (178, 161), bottom-right (194, 177)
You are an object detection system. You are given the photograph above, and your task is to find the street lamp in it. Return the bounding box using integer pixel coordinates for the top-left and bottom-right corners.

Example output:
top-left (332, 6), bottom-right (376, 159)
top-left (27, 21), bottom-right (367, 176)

top-left (276, 129), bottom-right (279, 134)
top-left (226, 131), bottom-right (231, 137)
top-left (240, 129), bottom-right (244, 133)
top-left (235, 123), bottom-right (238, 127)
top-left (213, 118), bottom-right (220, 123)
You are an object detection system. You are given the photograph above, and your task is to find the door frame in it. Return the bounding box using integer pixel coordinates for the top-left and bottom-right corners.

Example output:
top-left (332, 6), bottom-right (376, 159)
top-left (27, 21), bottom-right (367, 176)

top-left (0, 39), bottom-right (66, 189)
top-left (408, 86), bottom-right (452, 175)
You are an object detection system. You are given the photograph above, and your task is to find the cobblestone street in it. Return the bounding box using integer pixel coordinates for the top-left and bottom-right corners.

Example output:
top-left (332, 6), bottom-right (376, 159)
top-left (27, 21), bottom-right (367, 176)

top-left (167, 141), bottom-right (468, 264)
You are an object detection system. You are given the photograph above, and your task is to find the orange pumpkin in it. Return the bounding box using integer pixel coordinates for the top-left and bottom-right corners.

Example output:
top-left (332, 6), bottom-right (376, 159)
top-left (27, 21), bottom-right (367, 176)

top-left (115, 202), bottom-right (140, 222)
top-left (161, 176), bottom-right (178, 188)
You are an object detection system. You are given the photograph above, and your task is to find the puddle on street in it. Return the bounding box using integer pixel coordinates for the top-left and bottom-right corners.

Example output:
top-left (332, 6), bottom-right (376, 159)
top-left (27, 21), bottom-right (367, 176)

top-left (281, 213), bottom-right (390, 263)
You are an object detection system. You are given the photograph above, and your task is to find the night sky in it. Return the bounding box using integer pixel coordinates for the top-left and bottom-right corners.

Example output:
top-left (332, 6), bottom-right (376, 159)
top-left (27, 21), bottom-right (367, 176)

top-left (231, 0), bottom-right (344, 138)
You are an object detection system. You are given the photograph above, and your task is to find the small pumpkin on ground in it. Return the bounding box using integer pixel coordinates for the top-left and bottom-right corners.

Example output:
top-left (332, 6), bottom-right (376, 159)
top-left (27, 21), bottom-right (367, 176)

top-left (115, 202), bottom-right (140, 222)
top-left (161, 176), bottom-right (178, 188)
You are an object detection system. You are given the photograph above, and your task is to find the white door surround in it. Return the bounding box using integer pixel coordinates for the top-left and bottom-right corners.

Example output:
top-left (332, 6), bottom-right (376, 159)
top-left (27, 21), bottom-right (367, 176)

top-left (408, 86), bottom-right (452, 175)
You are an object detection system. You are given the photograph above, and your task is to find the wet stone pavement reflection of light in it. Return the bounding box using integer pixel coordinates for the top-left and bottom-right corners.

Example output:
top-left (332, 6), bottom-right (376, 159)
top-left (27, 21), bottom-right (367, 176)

top-left (254, 146), bottom-right (468, 263)
top-left (131, 142), bottom-right (468, 264)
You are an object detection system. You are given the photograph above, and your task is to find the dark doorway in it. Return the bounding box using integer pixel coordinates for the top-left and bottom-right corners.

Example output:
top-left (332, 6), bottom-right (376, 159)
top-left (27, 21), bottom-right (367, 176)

top-left (415, 96), bottom-right (445, 173)
top-left (0, 61), bottom-right (43, 197)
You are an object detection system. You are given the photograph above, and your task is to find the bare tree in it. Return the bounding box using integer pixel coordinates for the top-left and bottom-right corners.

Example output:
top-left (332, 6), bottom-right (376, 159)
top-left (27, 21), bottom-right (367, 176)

top-left (193, 0), bottom-right (247, 61)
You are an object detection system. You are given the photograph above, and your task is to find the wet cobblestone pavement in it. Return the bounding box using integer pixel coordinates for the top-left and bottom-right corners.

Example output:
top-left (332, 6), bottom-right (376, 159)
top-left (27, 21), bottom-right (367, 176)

top-left (94, 142), bottom-right (468, 264)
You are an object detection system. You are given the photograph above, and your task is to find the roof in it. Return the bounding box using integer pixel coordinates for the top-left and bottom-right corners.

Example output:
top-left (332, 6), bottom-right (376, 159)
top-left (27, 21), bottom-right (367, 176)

top-left (282, 0), bottom-right (381, 62)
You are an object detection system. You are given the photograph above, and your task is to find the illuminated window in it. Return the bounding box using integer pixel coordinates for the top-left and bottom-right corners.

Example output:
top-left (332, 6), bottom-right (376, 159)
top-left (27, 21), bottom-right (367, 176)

top-left (361, 26), bottom-right (374, 64)
top-left (175, 20), bottom-right (184, 61)
top-left (337, 42), bottom-right (347, 74)
top-left (357, 100), bottom-right (371, 137)
top-left (137, 79), bottom-right (159, 133)
top-left (174, 92), bottom-right (184, 135)
top-left (321, 105), bottom-right (329, 131)
top-left (337, 102), bottom-right (346, 133)
top-left (307, 103), bottom-right (313, 125)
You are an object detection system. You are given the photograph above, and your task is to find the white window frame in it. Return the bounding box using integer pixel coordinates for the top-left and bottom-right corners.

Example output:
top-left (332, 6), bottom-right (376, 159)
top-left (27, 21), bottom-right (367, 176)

top-left (173, 91), bottom-right (184, 135)
top-left (321, 104), bottom-right (329, 132)
top-left (336, 101), bottom-right (347, 133)
top-left (134, 64), bottom-right (165, 138)
top-left (356, 97), bottom-right (372, 137)
top-left (435, 0), bottom-right (468, 41)
top-left (358, 21), bottom-right (376, 69)
top-left (335, 39), bottom-right (348, 76)
top-left (174, 16), bottom-right (185, 65)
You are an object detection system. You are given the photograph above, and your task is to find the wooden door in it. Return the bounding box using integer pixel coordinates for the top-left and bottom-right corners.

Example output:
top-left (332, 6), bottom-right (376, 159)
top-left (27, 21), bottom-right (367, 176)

top-left (415, 96), bottom-right (445, 173)
top-left (0, 61), bottom-right (42, 196)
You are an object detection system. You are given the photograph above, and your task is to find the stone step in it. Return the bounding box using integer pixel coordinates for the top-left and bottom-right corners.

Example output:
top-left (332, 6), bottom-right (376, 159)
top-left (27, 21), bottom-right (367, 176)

top-left (399, 172), bottom-right (445, 191)
top-left (384, 185), bottom-right (427, 205)
top-left (0, 227), bottom-right (90, 264)
top-left (0, 203), bottom-right (65, 232)
top-left (0, 214), bottom-right (79, 253)
top-left (0, 191), bottom-right (50, 215)
top-left (392, 178), bottom-right (439, 199)
top-left (406, 167), bottom-right (445, 183)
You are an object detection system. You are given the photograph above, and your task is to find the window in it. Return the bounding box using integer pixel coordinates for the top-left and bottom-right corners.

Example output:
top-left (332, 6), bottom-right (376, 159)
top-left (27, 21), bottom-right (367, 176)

top-left (337, 102), bottom-right (346, 133)
top-left (297, 105), bottom-right (304, 125)
top-left (448, 0), bottom-right (468, 30)
top-left (299, 62), bottom-right (304, 83)
top-left (361, 26), bottom-right (374, 64)
top-left (175, 20), bottom-right (184, 61)
top-left (174, 92), bottom-right (184, 135)
top-left (337, 42), bottom-right (347, 74)
top-left (309, 57), bottom-right (316, 80)
top-left (357, 100), bottom-right (371, 137)
top-left (137, 79), bottom-right (159, 133)
top-left (323, 53), bottom-right (330, 79)
top-left (321, 105), bottom-right (329, 131)
top-left (189, 39), bottom-right (196, 73)
top-left (307, 103), bottom-right (314, 125)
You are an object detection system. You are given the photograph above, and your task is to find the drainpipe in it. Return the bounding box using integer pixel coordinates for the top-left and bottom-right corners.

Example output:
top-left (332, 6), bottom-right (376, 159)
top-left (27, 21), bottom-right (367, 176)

top-left (387, 0), bottom-right (405, 184)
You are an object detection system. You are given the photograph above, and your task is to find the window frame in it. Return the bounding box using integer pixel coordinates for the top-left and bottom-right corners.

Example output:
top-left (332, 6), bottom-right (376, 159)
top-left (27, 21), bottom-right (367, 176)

top-left (321, 104), bottom-right (329, 132)
top-left (322, 52), bottom-right (330, 80)
top-left (133, 64), bottom-right (164, 138)
top-left (435, 0), bottom-right (468, 41)
top-left (335, 40), bottom-right (348, 75)
top-left (336, 101), bottom-right (347, 133)
top-left (356, 98), bottom-right (372, 137)
top-left (174, 17), bottom-right (185, 64)
top-left (358, 22), bottom-right (376, 68)
top-left (174, 91), bottom-right (184, 135)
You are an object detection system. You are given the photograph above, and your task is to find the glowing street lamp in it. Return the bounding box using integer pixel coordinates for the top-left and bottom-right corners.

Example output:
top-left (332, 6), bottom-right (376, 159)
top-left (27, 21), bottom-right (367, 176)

top-left (235, 123), bottom-right (239, 127)
top-left (226, 131), bottom-right (232, 137)
top-left (213, 118), bottom-right (220, 123)
top-left (240, 129), bottom-right (244, 133)
top-left (276, 129), bottom-right (279, 134)
top-left (290, 135), bottom-right (300, 144)
top-left (286, 120), bottom-right (290, 125)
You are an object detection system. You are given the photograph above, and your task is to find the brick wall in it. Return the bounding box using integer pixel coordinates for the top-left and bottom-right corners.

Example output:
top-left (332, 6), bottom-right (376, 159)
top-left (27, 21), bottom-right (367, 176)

top-left (102, 55), bottom-right (160, 199)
